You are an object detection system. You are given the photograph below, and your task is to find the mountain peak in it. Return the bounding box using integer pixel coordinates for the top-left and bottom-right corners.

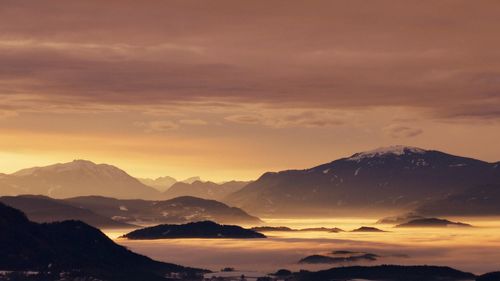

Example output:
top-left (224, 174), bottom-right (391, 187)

top-left (348, 145), bottom-right (427, 161)
top-left (12, 159), bottom-right (112, 176)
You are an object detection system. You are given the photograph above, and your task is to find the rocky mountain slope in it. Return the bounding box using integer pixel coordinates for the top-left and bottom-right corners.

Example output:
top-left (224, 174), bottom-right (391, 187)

top-left (226, 146), bottom-right (500, 216)
top-left (65, 195), bottom-right (262, 225)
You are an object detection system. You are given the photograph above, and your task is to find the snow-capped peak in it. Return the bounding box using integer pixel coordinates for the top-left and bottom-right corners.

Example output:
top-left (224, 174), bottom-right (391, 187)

top-left (348, 145), bottom-right (426, 161)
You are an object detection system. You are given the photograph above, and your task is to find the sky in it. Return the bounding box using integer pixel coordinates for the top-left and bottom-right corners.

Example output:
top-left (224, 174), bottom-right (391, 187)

top-left (1, 0), bottom-right (500, 181)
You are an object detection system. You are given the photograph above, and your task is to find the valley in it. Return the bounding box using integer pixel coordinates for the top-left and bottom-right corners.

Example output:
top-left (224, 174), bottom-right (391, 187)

top-left (107, 216), bottom-right (500, 275)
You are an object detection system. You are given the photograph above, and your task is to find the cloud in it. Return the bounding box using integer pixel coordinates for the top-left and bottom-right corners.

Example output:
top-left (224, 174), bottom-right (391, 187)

top-left (384, 124), bottom-right (423, 138)
top-left (0, 111), bottom-right (18, 119)
top-left (436, 98), bottom-right (500, 120)
top-left (224, 114), bottom-right (263, 125)
top-left (179, 119), bottom-right (208, 125)
top-left (0, 1), bottom-right (499, 122)
top-left (134, 121), bottom-right (179, 133)
top-left (225, 110), bottom-right (345, 128)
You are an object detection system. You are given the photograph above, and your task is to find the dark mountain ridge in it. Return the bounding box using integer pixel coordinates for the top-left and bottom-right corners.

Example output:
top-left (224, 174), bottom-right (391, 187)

top-left (0, 202), bottom-right (205, 281)
top-left (226, 146), bottom-right (500, 216)
top-left (395, 218), bottom-right (472, 228)
top-left (122, 220), bottom-right (266, 239)
top-left (0, 195), bottom-right (134, 228)
top-left (0, 195), bottom-right (261, 228)
top-left (415, 184), bottom-right (500, 216)
top-left (65, 195), bottom-right (262, 225)
top-left (293, 265), bottom-right (476, 281)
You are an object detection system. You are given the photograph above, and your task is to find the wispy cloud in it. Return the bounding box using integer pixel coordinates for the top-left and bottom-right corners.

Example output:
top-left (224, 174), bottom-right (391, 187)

top-left (0, 1), bottom-right (498, 122)
top-left (225, 110), bottom-right (345, 128)
top-left (179, 119), bottom-right (208, 126)
top-left (384, 124), bottom-right (423, 138)
top-left (134, 120), bottom-right (179, 133)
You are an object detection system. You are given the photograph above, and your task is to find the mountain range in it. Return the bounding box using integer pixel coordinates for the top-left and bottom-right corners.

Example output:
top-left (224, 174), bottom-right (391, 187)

top-left (138, 176), bottom-right (202, 192)
top-left (137, 176), bottom-right (178, 192)
top-left (66, 195), bottom-right (261, 225)
top-left (0, 195), bottom-right (134, 228)
top-left (0, 160), bottom-right (248, 201)
top-left (226, 146), bottom-right (500, 216)
top-left (0, 195), bottom-right (261, 227)
top-left (1, 146), bottom-right (500, 218)
top-left (0, 160), bottom-right (160, 199)
top-left (163, 180), bottom-right (249, 201)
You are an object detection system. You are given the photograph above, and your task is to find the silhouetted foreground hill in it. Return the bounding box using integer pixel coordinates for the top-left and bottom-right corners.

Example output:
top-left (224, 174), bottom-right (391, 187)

top-left (0, 202), bottom-right (206, 281)
top-left (292, 265), bottom-right (476, 281)
top-left (477, 272), bottom-right (500, 281)
top-left (122, 220), bottom-right (266, 239)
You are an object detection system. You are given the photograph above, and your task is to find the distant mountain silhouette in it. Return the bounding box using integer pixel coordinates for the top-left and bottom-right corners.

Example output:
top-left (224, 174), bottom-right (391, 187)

top-left (122, 220), bottom-right (266, 239)
top-left (377, 213), bottom-right (426, 224)
top-left (251, 226), bottom-right (344, 232)
top-left (0, 195), bottom-right (134, 228)
top-left (396, 218), bottom-right (472, 228)
top-left (0, 160), bottom-right (160, 199)
top-left (138, 176), bottom-right (177, 192)
top-left (299, 253), bottom-right (378, 264)
top-left (0, 202), bottom-right (205, 281)
top-left (164, 180), bottom-right (248, 201)
top-left (181, 176), bottom-right (202, 184)
top-left (415, 184), bottom-right (500, 216)
top-left (251, 226), bottom-right (295, 232)
top-left (65, 195), bottom-right (262, 225)
top-left (351, 226), bottom-right (386, 232)
top-left (292, 265), bottom-right (476, 281)
top-left (226, 146), bottom-right (500, 216)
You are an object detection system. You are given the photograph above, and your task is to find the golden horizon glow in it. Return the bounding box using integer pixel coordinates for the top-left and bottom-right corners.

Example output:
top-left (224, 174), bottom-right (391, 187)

top-left (1, 1), bottom-right (499, 181)
top-left (107, 217), bottom-right (500, 275)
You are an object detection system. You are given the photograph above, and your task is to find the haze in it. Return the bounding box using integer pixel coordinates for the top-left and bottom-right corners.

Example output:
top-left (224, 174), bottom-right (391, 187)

top-left (1, 1), bottom-right (499, 181)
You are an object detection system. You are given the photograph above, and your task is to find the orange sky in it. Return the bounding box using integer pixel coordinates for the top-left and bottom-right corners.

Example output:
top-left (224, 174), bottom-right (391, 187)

top-left (1, 1), bottom-right (499, 181)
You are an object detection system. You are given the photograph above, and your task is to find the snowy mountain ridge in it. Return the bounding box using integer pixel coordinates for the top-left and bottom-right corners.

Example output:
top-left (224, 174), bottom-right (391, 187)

top-left (348, 145), bottom-right (427, 161)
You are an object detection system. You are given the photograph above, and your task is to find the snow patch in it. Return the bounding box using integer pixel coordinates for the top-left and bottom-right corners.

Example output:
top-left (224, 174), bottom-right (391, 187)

top-left (322, 169), bottom-right (330, 174)
top-left (449, 164), bottom-right (467, 167)
top-left (119, 205), bottom-right (128, 211)
top-left (348, 145), bottom-right (426, 161)
top-left (415, 159), bottom-right (429, 167)
top-left (354, 167), bottom-right (361, 176)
